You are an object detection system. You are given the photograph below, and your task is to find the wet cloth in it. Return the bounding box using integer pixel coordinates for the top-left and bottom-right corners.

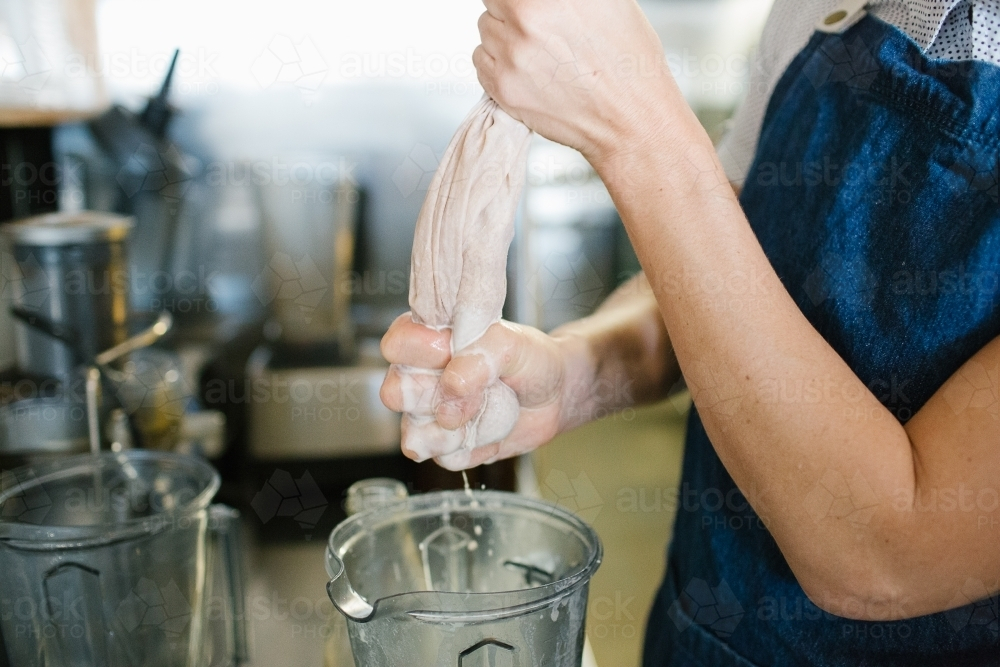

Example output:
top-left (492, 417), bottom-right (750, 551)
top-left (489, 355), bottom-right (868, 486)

top-left (402, 94), bottom-right (532, 469)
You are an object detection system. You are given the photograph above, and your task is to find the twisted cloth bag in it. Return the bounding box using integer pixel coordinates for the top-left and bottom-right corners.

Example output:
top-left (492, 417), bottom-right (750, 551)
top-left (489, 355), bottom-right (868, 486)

top-left (401, 95), bottom-right (532, 470)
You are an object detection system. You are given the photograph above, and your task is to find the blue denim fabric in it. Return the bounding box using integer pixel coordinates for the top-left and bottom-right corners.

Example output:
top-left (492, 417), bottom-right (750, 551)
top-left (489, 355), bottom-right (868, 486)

top-left (644, 15), bottom-right (1000, 666)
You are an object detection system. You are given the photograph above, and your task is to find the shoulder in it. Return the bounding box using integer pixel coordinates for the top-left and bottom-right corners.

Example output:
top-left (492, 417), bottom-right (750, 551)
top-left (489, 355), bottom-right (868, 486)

top-left (718, 0), bottom-right (841, 185)
top-left (757, 0), bottom-right (835, 63)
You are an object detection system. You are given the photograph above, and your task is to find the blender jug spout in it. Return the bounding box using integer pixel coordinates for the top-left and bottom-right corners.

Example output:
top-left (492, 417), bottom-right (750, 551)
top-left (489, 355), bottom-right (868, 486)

top-left (326, 551), bottom-right (375, 621)
top-left (325, 477), bottom-right (410, 621)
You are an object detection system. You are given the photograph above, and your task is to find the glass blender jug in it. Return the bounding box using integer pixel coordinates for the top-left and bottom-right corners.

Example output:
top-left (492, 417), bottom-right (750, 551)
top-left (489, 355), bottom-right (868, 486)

top-left (325, 484), bottom-right (602, 667)
top-left (0, 450), bottom-right (247, 667)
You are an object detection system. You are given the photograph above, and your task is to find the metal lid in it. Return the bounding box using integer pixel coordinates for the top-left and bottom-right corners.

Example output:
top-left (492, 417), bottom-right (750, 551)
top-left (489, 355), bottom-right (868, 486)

top-left (0, 211), bottom-right (133, 246)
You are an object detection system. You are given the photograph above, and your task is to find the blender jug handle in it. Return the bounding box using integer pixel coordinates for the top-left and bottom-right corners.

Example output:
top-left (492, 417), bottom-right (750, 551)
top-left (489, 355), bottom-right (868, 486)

top-left (43, 563), bottom-right (113, 666)
top-left (326, 552), bottom-right (374, 620)
top-left (208, 505), bottom-right (249, 665)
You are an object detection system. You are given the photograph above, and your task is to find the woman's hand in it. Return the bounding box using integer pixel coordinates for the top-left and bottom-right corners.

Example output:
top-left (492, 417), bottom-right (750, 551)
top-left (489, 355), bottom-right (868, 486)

top-left (473, 0), bottom-right (682, 162)
top-left (379, 314), bottom-right (592, 469)
top-left (379, 275), bottom-right (678, 470)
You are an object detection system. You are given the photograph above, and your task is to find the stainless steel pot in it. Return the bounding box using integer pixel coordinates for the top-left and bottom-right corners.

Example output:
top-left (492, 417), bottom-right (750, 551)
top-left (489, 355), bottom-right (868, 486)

top-left (1, 211), bottom-right (132, 379)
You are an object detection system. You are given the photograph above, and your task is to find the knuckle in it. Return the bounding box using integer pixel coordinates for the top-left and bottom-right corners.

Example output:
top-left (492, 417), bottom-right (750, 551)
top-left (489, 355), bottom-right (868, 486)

top-left (379, 373), bottom-right (401, 412)
top-left (511, 3), bottom-right (543, 37)
top-left (379, 331), bottom-right (400, 362)
top-left (439, 366), bottom-right (473, 398)
top-left (400, 442), bottom-right (422, 462)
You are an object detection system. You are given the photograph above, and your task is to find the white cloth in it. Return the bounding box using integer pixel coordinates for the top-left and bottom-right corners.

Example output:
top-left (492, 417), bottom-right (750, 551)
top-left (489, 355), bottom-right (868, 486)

top-left (403, 95), bottom-right (533, 468)
top-left (718, 0), bottom-right (1000, 186)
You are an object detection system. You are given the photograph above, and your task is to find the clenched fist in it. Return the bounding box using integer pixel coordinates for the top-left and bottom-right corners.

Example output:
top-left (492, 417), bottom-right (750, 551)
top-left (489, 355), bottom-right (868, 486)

top-left (379, 314), bottom-right (592, 470)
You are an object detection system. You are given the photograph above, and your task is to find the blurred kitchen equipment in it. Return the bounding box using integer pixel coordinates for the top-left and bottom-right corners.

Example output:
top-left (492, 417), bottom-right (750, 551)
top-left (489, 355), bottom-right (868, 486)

top-left (325, 484), bottom-right (602, 667)
top-left (510, 138), bottom-right (627, 332)
top-left (0, 396), bottom-right (89, 465)
top-left (80, 311), bottom-right (175, 453)
top-left (103, 345), bottom-right (188, 451)
top-left (245, 342), bottom-right (399, 461)
top-left (95, 310), bottom-right (173, 366)
top-left (88, 50), bottom-right (192, 312)
top-left (0, 0), bottom-right (109, 368)
top-left (0, 0), bottom-right (107, 127)
top-left (245, 162), bottom-right (407, 512)
top-left (343, 476), bottom-right (408, 516)
top-left (253, 165), bottom-right (359, 350)
top-left (641, 0), bottom-right (774, 143)
top-left (0, 204), bottom-right (218, 456)
top-left (0, 450), bottom-right (247, 667)
top-left (1, 210), bottom-right (132, 379)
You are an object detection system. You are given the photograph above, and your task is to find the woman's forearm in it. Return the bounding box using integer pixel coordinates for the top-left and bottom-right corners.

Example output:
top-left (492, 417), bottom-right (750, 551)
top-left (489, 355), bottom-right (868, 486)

top-left (552, 272), bottom-right (680, 432)
top-left (588, 93), bottom-right (965, 619)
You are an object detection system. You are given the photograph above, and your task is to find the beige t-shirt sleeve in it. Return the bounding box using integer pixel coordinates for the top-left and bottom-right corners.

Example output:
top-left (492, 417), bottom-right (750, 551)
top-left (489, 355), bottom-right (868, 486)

top-left (716, 0), bottom-right (839, 187)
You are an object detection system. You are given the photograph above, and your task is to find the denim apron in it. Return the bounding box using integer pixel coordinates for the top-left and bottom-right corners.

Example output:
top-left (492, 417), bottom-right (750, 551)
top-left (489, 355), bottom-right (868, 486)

top-left (643, 10), bottom-right (1000, 667)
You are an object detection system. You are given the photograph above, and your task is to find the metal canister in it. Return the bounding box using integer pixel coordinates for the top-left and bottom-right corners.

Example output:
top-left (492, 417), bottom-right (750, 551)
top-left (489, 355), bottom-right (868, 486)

top-left (1, 211), bottom-right (132, 379)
